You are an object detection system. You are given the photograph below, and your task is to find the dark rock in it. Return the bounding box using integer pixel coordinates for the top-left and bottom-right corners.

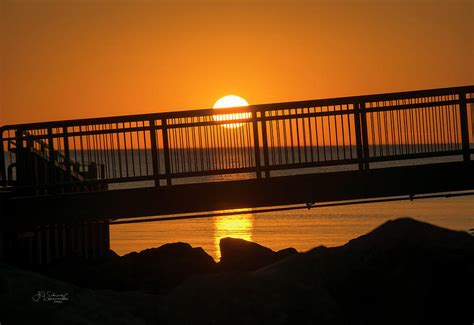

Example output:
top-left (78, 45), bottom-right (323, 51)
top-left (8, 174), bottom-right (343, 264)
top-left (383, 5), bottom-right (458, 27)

top-left (275, 247), bottom-right (298, 260)
top-left (107, 249), bottom-right (120, 259)
top-left (165, 218), bottom-right (474, 325)
top-left (218, 237), bottom-right (298, 272)
top-left (43, 242), bottom-right (217, 294)
top-left (39, 249), bottom-right (122, 290)
top-left (3, 217), bottom-right (473, 324)
top-left (116, 242), bottom-right (217, 293)
top-left (0, 263), bottom-right (161, 325)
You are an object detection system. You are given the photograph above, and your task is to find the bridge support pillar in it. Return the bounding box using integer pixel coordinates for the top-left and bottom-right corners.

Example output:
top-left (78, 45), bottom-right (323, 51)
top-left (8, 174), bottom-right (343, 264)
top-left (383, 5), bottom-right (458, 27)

top-left (0, 221), bottom-right (110, 267)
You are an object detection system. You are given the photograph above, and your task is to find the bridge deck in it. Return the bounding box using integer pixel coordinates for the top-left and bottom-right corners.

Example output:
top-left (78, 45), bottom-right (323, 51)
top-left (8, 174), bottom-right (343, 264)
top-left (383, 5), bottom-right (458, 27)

top-left (1, 85), bottom-right (473, 226)
top-left (1, 161), bottom-right (473, 227)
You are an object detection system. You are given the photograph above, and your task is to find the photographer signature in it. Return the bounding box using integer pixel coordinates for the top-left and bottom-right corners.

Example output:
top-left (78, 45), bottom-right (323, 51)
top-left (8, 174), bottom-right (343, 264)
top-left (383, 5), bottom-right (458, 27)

top-left (32, 291), bottom-right (69, 304)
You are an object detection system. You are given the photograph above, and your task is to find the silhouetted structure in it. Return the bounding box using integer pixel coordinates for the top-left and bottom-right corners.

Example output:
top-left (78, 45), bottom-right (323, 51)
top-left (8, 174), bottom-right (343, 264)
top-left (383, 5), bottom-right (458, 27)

top-left (0, 85), bottom-right (473, 265)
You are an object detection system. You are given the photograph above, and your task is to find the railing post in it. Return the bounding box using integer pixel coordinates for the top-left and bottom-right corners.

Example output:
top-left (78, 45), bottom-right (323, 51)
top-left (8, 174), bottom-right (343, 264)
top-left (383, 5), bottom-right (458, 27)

top-left (149, 119), bottom-right (161, 187)
top-left (15, 129), bottom-right (25, 186)
top-left (459, 92), bottom-right (471, 162)
top-left (260, 111), bottom-right (270, 178)
top-left (0, 128), bottom-right (6, 187)
top-left (252, 111), bottom-right (262, 179)
top-left (62, 127), bottom-right (71, 190)
top-left (161, 118), bottom-right (172, 186)
top-left (353, 102), bottom-right (364, 171)
top-left (359, 102), bottom-right (370, 170)
top-left (47, 128), bottom-right (58, 194)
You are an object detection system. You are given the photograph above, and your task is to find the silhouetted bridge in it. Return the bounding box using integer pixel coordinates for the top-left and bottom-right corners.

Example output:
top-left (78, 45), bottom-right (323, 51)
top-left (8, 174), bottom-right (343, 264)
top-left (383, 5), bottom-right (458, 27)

top-left (1, 85), bottom-right (473, 264)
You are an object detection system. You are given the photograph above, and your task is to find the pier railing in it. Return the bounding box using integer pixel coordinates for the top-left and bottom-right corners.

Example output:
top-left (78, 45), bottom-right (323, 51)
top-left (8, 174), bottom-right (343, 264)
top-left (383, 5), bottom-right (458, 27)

top-left (1, 85), bottom-right (473, 194)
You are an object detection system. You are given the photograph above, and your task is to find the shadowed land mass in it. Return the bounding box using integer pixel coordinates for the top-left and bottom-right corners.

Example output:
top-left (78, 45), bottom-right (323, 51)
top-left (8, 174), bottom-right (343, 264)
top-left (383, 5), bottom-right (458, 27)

top-left (1, 217), bottom-right (473, 325)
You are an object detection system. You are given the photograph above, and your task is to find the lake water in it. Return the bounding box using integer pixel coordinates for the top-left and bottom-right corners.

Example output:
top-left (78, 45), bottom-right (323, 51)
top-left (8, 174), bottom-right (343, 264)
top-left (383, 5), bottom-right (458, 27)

top-left (110, 193), bottom-right (474, 261)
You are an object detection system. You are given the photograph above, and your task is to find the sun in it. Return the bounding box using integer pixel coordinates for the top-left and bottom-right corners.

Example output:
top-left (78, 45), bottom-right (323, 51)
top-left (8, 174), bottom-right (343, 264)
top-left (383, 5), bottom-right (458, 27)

top-left (212, 95), bottom-right (251, 128)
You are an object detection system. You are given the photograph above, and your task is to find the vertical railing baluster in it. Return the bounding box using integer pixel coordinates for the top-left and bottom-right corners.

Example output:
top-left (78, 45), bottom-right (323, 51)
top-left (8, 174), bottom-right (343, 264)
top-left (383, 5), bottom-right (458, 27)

top-left (15, 130), bottom-right (24, 187)
top-left (0, 128), bottom-right (5, 187)
top-left (459, 92), bottom-right (470, 162)
top-left (260, 110), bottom-right (270, 178)
top-left (252, 111), bottom-right (262, 179)
top-left (353, 102), bottom-right (364, 171)
top-left (161, 118), bottom-right (172, 185)
top-left (359, 102), bottom-right (370, 170)
top-left (47, 128), bottom-right (56, 193)
top-left (149, 119), bottom-right (161, 187)
top-left (63, 126), bottom-right (71, 192)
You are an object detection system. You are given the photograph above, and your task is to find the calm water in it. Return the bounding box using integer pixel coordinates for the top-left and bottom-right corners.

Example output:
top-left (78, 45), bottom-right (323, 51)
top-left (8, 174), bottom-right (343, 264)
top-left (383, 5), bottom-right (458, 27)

top-left (111, 195), bottom-right (474, 261)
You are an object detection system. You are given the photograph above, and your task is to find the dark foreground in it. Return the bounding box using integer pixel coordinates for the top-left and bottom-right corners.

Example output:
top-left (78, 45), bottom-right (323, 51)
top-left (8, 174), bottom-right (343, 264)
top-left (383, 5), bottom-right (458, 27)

top-left (1, 218), bottom-right (473, 324)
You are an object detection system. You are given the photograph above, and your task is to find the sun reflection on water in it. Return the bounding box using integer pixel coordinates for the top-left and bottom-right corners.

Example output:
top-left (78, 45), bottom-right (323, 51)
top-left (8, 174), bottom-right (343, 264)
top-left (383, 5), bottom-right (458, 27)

top-left (214, 209), bottom-right (253, 260)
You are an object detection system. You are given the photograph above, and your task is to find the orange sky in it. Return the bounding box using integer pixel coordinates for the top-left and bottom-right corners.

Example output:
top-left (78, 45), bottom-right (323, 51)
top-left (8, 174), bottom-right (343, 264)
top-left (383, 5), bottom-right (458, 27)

top-left (1, 0), bottom-right (473, 126)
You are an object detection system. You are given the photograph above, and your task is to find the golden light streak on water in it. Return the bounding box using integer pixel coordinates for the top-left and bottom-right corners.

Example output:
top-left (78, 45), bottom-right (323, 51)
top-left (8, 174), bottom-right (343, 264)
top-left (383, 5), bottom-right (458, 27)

top-left (213, 209), bottom-right (253, 260)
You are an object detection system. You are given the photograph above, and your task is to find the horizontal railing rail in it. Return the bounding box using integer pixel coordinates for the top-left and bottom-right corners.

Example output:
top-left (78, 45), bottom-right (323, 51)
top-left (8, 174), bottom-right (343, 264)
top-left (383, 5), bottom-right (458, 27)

top-left (1, 85), bottom-right (473, 194)
top-left (2, 85), bottom-right (473, 131)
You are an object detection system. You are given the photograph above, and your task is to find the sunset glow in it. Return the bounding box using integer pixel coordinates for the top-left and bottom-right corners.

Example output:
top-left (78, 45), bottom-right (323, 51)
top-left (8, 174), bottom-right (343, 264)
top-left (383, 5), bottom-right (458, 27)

top-left (2, 1), bottom-right (473, 323)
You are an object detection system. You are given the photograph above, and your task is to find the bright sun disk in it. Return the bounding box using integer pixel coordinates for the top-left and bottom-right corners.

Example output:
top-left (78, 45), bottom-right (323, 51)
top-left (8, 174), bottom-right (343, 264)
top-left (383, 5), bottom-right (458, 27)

top-left (213, 95), bottom-right (251, 128)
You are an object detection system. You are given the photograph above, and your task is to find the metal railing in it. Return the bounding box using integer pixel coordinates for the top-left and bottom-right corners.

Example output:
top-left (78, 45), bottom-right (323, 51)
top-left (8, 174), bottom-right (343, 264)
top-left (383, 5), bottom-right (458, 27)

top-left (1, 85), bottom-right (473, 195)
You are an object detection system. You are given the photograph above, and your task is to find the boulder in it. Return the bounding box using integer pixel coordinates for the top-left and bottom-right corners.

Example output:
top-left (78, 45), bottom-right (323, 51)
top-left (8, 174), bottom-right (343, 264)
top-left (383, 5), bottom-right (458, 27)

top-left (98, 242), bottom-right (217, 293)
top-left (218, 237), bottom-right (298, 272)
top-left (42, 243), bottom-right (217, 293)
top-left (40, 249), bottom-right (119, 289)
top-left (275, 247), bottom-right (298, 260)
top-left (166, 218), bottom-right (474, 325)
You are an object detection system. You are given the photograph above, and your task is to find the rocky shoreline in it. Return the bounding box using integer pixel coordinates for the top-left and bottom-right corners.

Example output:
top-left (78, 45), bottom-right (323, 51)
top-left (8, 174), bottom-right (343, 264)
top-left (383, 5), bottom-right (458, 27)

top-left (1, 217), bottom-right (473, 324)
